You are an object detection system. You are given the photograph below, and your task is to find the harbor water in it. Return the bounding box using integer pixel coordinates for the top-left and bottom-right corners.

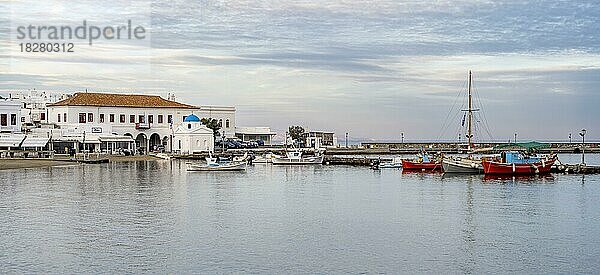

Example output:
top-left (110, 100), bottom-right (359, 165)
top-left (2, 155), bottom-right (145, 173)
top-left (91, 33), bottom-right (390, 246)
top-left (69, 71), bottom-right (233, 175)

top-left (1, 154), bottom-right (599, 273)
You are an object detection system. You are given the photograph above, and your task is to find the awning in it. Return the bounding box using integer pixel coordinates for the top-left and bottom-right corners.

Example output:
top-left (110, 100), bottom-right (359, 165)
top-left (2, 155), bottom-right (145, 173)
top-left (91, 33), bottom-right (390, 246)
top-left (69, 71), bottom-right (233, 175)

top-left (99, 136), bottom-right (135, 142)
top-left (53, 136), bottom-right (101, 144)
top-left (0, 134), bottom-right (25, 147)
top-left (21, 136), bottom-right (50, 147)
top-left (494, 141), bottom-right (550, 152)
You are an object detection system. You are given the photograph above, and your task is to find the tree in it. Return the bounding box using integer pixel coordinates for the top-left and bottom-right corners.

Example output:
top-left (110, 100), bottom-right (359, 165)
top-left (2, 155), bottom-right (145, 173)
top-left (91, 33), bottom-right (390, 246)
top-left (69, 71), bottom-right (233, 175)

top-left (288, 125), bottom-right (305, 146)
top-left (201, 118), bottom-right (222, 139)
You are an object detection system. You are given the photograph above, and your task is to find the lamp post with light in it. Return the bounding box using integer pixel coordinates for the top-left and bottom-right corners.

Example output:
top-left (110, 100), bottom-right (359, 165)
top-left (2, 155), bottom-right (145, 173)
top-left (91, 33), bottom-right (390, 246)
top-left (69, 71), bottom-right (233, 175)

top-left (345, 132), bottom-right (348, 148)
top-left (222, 131), bottom-right (226, 153)
top-left (579, 129), bottom-right (586, 165)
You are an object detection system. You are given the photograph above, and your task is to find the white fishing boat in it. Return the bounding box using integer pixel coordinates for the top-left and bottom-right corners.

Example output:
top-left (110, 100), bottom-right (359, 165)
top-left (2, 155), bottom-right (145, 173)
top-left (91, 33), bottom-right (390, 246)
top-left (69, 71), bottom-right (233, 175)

top-left (442, 157), bottom-right (483, 173)
top-left (187, 152), bottom-right (247, 171)
top-left (378, 157), bottom-right (403, 169)
top-left (271, 151), bottom-right (324, 165)
top-left (253, 152), bottom-right (280, 163)
top-left (233, 152), bottom-right (249, 163)
top-left (151, 152), bottom-right (172, 160)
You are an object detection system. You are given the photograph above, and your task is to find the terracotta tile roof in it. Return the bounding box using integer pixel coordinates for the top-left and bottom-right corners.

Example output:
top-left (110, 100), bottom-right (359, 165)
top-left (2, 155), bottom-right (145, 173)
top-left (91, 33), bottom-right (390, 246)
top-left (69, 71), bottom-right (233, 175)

top-left (48, 92), bottom-right (198, 109)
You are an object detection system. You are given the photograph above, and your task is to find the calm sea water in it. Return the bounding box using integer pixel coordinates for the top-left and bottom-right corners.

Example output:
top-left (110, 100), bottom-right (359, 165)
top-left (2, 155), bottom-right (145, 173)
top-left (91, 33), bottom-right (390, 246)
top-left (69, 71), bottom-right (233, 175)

top-left (1, 154), bottom-right (599, 273)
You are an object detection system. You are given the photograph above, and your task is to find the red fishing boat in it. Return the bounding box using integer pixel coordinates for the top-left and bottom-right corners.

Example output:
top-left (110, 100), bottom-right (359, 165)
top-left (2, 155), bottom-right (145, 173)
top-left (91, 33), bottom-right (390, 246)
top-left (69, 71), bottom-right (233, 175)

top-left (482, 151), bottom-right (556, 175)
top-left (401, 153), bottom-right (442, 171)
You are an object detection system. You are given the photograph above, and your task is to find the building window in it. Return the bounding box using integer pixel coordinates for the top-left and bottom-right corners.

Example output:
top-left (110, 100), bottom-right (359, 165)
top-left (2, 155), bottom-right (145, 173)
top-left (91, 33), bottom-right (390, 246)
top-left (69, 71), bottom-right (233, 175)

top-left (41, 113), bottom-right (46, 121)
top-left (10, 114), bottom-right (16, 125)
top-left (88, 113), bottom-right (93, 123)
top-left (21, 117), bottom-right (25, 122)
top-left (168, 115), bottom-right (173, 124)
top-left (110, 114), bottom-right (115, 123)
top-left (148, 115), bottom-right (153, 124)
top-left (79, 113), bottom-right (86, 123)
top-left (226, 119), bottom-right (230, 128)
top-left (100, 114), bottom-right (105, 123)
top-left (187, 123), bottom-right (191, 129)
top-left (182, 116), bottom-right (187, 121)
top-left (139, 115), bottom-right (145, 123)
top-left (58, 114), bottom-right (61, 122)
top-left (158, 115), bottom-right (163, 124)
top-left (120, 114), bottom-right (126, 123)
top-left (63, 113), bottom-right (67, 122)
top-left (130, 115), bottom-right (135, 123)
top-left (218, 119), bottom-right (222, 127)
top-left (0, 114), bottom-right (6, 126)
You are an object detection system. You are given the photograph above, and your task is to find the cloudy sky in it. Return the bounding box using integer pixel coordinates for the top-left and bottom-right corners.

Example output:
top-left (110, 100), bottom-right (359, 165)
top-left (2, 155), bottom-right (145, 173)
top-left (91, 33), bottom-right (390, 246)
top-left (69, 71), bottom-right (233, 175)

top-left (1, 0), bottom-right (598, 141)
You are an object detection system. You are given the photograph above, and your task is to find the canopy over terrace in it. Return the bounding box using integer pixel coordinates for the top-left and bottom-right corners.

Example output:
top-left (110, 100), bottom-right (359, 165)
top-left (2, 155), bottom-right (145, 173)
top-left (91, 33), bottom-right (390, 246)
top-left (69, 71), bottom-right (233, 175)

top-left (21, 136), bottom-right (50, 148)
top-left (0, 134), bottom-right (26, 149)
top-left (494, 141), bottom-right (551, 152)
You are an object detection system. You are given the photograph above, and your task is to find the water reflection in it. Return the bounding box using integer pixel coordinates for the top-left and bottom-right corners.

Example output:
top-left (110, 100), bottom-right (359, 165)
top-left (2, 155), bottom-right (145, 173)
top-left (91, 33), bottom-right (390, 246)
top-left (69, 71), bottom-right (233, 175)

top-left (0, 157), bottom-right (599, 273)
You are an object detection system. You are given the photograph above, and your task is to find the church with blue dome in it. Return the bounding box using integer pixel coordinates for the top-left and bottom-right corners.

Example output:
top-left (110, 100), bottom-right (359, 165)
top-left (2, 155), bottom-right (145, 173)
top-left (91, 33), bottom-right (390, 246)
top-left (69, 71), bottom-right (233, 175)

top-left (183, 114), bottom-right (201, 122)
top-left (173, 113), bottom-right (214, 154)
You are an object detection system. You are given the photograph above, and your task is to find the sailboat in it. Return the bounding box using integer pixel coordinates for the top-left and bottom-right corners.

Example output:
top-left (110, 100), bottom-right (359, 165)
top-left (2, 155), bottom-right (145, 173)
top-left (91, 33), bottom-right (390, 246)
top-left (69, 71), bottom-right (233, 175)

top-left (442, 71), bottom-right (484, 173)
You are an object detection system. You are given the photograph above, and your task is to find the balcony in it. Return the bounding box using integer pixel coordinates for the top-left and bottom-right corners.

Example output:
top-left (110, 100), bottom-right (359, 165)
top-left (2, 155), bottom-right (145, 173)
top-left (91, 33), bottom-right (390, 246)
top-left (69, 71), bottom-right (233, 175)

top-left (135, 123), bottom-right (151, 130)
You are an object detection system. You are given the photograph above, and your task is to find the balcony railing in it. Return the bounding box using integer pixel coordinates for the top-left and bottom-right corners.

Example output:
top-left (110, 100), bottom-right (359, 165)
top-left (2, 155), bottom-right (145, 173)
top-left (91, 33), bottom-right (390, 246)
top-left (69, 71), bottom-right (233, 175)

top-left (135, 123), bottom-right (151, 129)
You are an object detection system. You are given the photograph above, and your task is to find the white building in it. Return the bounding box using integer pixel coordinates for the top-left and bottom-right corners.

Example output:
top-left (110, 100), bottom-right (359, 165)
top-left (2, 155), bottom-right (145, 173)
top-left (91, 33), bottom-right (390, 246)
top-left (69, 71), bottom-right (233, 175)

top-left (303, 130), bottom-right (338, 149)
top-left (235, 126), bottom-right (277, 145)
top-left (0, 98), bottom-right (22, 133)
top-left (46, 92), bottom-right (235, 154)
top-left (173, 114), bottom-right (214, 154)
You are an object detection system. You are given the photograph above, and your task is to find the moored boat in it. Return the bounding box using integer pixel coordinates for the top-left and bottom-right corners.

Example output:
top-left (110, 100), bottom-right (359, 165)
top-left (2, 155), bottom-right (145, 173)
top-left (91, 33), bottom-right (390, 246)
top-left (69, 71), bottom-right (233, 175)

top-left (187, 153), bottom-right (247, 171)
top-left (442, 157), bottom-right (483, 173)
top-left (187, 161), bottom-right (247, 171)
top-left (378, 157), bottom-right (403, 169)
top-left (482, 151), bottom-right (556, 175)
top-left (272, 150), bottom-right (324, 165)
top-left (253, 152), bottom-right (280, 163)
top-left (401, 153), bottom-right (441, 171)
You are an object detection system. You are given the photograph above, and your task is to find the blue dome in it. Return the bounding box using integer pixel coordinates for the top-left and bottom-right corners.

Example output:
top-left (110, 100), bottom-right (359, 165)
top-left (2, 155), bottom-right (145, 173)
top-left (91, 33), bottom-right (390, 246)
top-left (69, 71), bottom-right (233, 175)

top-left (184, 114), bottom-right (201, 122)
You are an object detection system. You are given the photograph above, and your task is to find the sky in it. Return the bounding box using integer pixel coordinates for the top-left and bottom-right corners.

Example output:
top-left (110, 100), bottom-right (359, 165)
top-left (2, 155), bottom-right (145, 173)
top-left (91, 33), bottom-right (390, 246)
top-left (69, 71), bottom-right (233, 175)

top-left (0, 0), bottom-right (598, 142)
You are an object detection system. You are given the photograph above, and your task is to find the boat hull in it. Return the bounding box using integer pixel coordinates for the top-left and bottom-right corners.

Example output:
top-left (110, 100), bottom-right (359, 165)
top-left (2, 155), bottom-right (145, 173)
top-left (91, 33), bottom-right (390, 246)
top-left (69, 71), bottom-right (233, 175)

top-left (442, 159), bottom-right (482, 174)
top-left (379, 163), bottom-right (402, 169)
top-left (187, 162), bottom-right (247, 171)
top-left (401, 160), bottom-right (441, 171)
top-left (482, 158), bottom-right (555, 175)
top-left (272, 155), bottom-right (324, 165)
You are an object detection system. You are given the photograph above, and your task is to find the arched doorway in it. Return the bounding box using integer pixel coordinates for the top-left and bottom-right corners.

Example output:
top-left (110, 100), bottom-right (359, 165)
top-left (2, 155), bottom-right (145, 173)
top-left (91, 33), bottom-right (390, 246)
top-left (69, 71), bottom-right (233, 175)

top-left (135, 133), bottom-right (147, 155)
top-left (149, 133), bottom-right (161, 152)
top-left (162, 136), bottom-right (170, 152)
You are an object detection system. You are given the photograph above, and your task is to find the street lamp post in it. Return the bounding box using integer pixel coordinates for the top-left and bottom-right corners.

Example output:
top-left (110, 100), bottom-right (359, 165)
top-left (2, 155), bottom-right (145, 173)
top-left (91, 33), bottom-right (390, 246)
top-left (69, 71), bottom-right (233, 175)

top-left (345, 132), bottom-right (348, 148)
top-left (222, 131), bottom-right (226, 153)
top-left (401, 132), bottom-right (404, 144)
top-left (579, 129), bottom-right (586, 165)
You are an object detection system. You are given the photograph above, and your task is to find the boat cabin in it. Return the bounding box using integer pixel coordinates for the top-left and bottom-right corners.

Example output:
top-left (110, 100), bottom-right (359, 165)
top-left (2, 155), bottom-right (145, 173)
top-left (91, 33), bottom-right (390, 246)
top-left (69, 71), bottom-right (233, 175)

top-left (501, 151), bottom-right (541, 164)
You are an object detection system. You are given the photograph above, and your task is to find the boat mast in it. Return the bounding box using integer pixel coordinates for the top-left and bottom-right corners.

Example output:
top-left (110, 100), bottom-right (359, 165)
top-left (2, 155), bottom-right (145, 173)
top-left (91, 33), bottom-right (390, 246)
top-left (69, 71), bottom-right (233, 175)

top-left (467, 70), bottom-right (473, 151)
